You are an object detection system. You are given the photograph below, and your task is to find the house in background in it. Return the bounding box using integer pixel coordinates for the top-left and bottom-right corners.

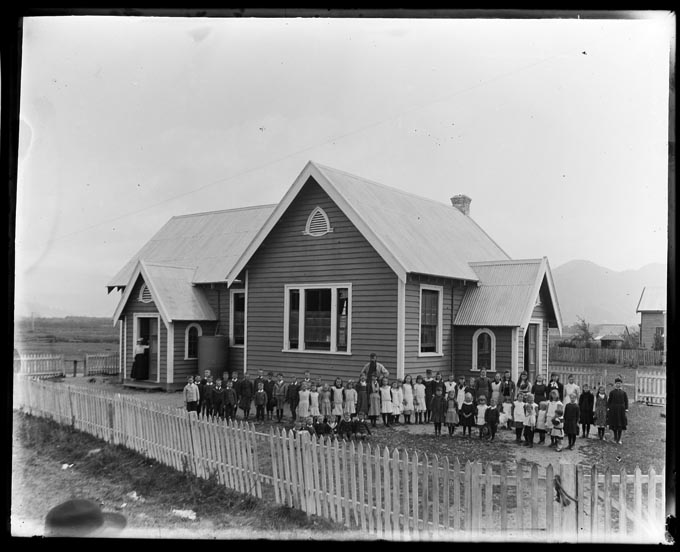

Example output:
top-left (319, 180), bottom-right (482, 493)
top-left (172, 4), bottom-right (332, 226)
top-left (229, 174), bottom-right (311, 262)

top-left (593, 324), bottom-right (631, 348)
top-left (636, 286), bottom-right (666, 351)
top-left (108, 161), bottom-right (563, 391)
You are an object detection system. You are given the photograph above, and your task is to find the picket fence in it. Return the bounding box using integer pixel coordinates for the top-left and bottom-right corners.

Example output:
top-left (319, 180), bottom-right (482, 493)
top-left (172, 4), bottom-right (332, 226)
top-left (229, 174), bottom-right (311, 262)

top-left (84, 353), bottom-right (120, 376)
top-left (14, 378), bottom-right (667, 542)
top-left (13, 353), bottom-right (65, 378)
top-left (549, 347), bottom-right (664, 366)
top-left (549, 365), bottom-right (610, 392)
top-left (635, 370), bottom-right (666, 406)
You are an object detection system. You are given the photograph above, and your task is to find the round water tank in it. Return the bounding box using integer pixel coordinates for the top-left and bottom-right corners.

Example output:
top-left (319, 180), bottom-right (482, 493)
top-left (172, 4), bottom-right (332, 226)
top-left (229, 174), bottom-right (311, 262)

top-left (198, 335), bottom-right (229, 380)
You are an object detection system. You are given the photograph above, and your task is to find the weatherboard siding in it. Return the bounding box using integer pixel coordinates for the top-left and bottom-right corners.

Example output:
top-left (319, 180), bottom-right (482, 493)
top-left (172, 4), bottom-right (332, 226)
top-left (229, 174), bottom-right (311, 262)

top-left (244, 177), bottom-right (399, 382)
top-left (453, 326), bottom-right (513, 377)
top-left (640, 311), bottom-right (665, 349)
top-left (403, 275), bottom-right (465, 378)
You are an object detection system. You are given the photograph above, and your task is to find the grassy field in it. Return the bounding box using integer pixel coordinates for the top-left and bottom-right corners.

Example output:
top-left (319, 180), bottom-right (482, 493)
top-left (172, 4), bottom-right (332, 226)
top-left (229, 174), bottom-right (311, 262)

top-left (14, 316), bottom-right (119, 362)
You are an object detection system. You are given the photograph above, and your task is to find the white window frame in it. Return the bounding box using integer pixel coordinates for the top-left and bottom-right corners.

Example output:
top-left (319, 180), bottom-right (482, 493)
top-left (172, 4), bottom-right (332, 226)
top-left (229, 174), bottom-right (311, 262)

top-left (229, 289), bottom-right (246, 348)
top-left (472, 327), bottom-right (496, 372)
top-left (303, 206), bottom-right (334, 237)
top-left (283, 283), bottom-right (352, 355)
top-left (418, 284), bottom-right (444, 357)
top-left (184, 323), bottom-right (202, 360)
top-left (528, 318), bottom-right (544, 376)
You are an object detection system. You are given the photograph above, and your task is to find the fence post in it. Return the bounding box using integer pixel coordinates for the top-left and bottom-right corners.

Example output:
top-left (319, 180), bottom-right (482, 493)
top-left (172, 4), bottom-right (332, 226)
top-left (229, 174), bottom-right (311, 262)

top-left (73, 360), bottom-right (78, 378)
top-left (84, 355), bottom-right (88, 377)
top-left (559, 462), bottom-right (578, 539)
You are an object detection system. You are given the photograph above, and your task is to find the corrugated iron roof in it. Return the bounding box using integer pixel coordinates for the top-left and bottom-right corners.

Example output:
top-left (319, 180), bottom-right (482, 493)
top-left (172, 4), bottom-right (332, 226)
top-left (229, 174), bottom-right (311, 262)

top-left (594, 324), bottom-right (629, 338)
top-left (107, 204), bottom-right (276, 288)
top-left (314, 163), bottom-right (510, 281)
top-left (636, 286), bottom-right (666, 312)
top-left (453, 259), bottom-right (544, 326)
top-left (143, 262), bottom-right (216, 322)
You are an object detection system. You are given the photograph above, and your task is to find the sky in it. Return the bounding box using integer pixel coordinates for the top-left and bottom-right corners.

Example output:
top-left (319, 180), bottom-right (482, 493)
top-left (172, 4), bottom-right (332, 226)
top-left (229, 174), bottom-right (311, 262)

top-left (13, 12), bottom-right (673, 318)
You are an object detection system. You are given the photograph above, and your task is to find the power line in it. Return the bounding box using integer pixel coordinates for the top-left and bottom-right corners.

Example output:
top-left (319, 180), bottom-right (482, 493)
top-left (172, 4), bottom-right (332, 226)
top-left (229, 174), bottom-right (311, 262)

top-left (22, 44), bottom-right (588, 246)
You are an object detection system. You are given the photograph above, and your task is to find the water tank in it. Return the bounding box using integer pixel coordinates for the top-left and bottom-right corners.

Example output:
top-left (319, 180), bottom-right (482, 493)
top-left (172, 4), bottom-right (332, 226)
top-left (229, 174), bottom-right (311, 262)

top-left (198, 335), bottom-right (229, 380)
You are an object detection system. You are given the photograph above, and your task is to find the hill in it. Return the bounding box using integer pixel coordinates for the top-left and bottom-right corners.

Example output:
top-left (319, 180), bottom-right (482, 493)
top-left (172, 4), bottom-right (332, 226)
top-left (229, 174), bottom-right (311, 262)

top-left (551, 260), bottom-right (667, 327)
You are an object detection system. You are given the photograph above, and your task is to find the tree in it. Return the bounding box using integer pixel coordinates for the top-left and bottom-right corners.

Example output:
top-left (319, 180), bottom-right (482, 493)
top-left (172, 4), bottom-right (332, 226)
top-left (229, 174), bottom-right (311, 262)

top-left (570, 316), bottom-right (595, 347)
top-left (622, 327), bottom-right (640, 349)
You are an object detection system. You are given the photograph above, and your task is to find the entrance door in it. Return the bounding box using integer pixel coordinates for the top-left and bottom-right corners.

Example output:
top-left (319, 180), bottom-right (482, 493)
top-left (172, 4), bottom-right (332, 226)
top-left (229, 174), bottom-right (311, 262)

top-left (524, 323), bottom-right (538, 382)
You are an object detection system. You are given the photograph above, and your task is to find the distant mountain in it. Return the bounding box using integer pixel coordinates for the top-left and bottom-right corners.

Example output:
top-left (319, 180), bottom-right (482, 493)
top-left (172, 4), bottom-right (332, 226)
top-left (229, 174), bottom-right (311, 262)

top-left (551, 260), bottom-right (667, 327)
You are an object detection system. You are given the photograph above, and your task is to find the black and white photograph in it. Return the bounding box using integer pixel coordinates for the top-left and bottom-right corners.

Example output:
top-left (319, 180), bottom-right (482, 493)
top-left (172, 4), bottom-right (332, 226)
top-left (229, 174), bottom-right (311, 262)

top-left (9, 9), bottom-right (675, 543)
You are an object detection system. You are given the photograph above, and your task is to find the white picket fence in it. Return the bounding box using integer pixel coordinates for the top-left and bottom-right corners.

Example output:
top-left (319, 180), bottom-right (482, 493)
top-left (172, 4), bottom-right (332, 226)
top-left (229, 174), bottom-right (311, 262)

top-left (13, 353), bottom-right (65, 378)
top-left (84, 353), bottom-right (120, 376)
top-left (14, 377), bottom-right (667, 542)
top-left (635, 370), bottom-right (666, 406)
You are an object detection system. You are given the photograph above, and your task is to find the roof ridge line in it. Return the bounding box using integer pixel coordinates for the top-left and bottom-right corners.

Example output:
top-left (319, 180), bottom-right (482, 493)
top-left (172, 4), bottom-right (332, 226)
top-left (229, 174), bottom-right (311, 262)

top-left (170, 204), bottom-right (278, 220)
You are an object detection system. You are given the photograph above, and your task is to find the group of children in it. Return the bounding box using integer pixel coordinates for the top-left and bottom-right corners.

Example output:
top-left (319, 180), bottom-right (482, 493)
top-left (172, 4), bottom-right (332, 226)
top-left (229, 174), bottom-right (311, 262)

top-left (182, 368), bottom-right (629, 449)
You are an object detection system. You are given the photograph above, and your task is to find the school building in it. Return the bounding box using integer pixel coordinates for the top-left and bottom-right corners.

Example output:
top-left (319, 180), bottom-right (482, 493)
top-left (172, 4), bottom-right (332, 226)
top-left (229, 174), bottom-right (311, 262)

top-left (107, 161), bottom-right (563, 391)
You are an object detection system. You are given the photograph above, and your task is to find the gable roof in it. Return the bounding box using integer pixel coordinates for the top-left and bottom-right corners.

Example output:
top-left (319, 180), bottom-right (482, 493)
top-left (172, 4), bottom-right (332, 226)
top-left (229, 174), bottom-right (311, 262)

top-left (107, 204), bottom-right (276, 291)
top-left (594, 324), bottom-right (630, 339)
top-left (225, 161), bottom-right (510, 285)
top-left (453, 257), bottom-right (563, 333)
top-left (636, 286), bottom-right (666, 313)
top-left (112, 260), bottom-right (217, 325)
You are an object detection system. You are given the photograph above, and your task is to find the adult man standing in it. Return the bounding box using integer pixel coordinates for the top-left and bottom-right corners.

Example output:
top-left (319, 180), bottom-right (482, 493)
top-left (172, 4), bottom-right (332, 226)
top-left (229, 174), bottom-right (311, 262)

top-left (359, 353), bottom-right (389, 382)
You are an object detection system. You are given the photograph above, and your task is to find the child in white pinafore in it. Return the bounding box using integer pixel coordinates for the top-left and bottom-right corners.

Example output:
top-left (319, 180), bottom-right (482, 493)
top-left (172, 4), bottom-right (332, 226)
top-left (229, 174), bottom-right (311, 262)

top-left (297, 382), bottom-right (311, 420)
top-left (546, 389), bottom-right (564, 448)
top-left (309, 384), bottom-right (321, 418)
top-left (475, 395), bottom-right (489, 439)
top-left (413, 376), bottom-right (427, 424)
top-left (402, 375), bottom-right (415, 425)
top-left (500, 396), bottom-right (514, 430)
top-left (390, 380), bottom-right (403, 424)
top-left (512, 393), bottom-right (526, 443)
top-left (380, 378), bottom-right (393, 426)
top-left (535, 400), bottom-right (549, 444)
top-left (331, 378), bottom-right (345, 424)
top-left (343, 380), bottom-right (358, 416)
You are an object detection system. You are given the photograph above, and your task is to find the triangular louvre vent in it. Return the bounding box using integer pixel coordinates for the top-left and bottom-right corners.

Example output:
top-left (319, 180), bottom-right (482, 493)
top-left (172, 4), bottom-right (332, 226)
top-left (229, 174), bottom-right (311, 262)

top-left (139, 283), bottom-right (153, 303)
top-left (304, 206), bottom-right (333, 237)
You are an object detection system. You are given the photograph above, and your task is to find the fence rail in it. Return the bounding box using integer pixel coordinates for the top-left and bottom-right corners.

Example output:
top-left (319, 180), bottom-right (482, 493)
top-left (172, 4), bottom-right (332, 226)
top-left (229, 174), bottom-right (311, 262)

top-left (549, 347), bottom-right (664, 366)
top-left (13, 377), bottom-right (667, 542)
top-left (84, 353), bottom-right (120, 376)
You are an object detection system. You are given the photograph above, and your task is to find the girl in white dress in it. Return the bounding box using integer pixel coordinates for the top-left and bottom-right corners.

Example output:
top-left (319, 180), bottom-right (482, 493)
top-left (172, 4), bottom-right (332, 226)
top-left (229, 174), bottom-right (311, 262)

top-left (309, 384), bottom-right (321, 417)
top-left (331, 377), bottom-right (345, 424)
top-left (297, 382), bottom-right (311, 420)
top-left (343, 380), bottom-right (357, 415)
top-left (413, 375), bottom-right (427, 424)
top-left (380, 377), bottom-right (393, 426)
top-left (545, 389), bottom-right (564, 448)
top-left (401, 375), bottom-right (415, 424)
top-left (390, 380), bottom-right (403, 424)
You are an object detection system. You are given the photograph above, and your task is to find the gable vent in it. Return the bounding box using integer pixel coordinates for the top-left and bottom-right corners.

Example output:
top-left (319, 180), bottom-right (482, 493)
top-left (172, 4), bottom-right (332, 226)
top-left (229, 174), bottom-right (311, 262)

top-left (304, 206), bottom-right (333, 237)
top-left (139, 283), bottom-right (153, 303)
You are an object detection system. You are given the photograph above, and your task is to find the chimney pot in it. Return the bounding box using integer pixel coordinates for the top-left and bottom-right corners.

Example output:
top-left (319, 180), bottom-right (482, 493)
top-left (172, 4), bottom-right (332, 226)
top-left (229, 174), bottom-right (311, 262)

top-left (450, 194), bottom-right (471, 215)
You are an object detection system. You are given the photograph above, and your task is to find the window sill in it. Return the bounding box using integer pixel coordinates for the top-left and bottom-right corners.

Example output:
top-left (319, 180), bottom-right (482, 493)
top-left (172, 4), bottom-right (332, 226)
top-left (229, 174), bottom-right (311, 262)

top-left (417, 352), bottom-right (443, 358)
top-left (282, 349), bottom-right (353, 356)
top-left (184, 357), bottom-right (198, 361)
top-left (230, 344), bottom-right (245, 349)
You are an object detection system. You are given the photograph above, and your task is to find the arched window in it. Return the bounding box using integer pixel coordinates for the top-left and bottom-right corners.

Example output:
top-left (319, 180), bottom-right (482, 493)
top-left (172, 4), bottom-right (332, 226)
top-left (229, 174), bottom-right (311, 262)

top-left (185, 324), bottom-right (202, 359)
top-left (303, 206), bottom-right (333, 237)
top-left (472, 328), bottom-right (496, 372)
top-left (138, 283), bottom-right (153, 303)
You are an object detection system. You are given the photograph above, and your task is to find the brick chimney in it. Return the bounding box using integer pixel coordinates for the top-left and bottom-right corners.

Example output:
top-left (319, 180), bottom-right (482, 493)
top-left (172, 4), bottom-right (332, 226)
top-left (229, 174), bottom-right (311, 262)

top-left (450, 194), bottom-right (471, 215)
